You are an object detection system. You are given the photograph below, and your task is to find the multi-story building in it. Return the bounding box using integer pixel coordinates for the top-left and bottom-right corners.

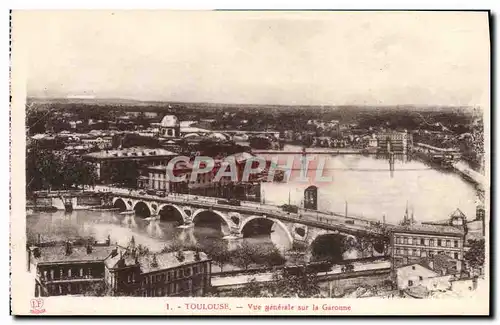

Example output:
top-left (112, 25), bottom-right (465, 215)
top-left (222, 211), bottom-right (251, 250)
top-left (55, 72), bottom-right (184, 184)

top-left (28, 238), bottom-right (212, 297)
top-left (27, 241), bottom-right (115, 297)
top-left (391, 209), bottom-right (466, 273)
top-left (377, 131), bottom-right (413, 154)
top-left (105, 247), bottom-right (211, 297)
top-left (84, 147), bottom-right (178, 183)
top-left (137, 152), bottom-right (268, 194)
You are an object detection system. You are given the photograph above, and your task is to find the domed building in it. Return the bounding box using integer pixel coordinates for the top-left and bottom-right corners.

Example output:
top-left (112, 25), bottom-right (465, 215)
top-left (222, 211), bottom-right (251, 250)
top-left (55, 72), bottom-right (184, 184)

top-left (159, 115), bottom-right (180, 138)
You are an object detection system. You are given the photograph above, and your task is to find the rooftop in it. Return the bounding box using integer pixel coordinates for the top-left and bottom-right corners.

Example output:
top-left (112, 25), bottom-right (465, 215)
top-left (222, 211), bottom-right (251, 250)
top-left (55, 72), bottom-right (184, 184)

top-left (85, 147), bottom-right (177, 159)
top-left (139, 251), bottom-right (210, 274)
top-left (30, 245), bottom-right (114, 265)
top-left (393, 223), bottom-right (464, 236)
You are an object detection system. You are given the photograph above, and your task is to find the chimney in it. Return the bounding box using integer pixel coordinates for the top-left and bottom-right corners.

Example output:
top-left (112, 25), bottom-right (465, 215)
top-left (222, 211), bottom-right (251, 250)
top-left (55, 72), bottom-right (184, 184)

top-left (86, 243), bottom-right (93, 254)
top-left (65, 242), bottom-right (72, 256)
top-left (176, 250), bottom-right (185, 262)
top-left (37, 234), bottom-right (41, 244)
top-left (151, 254), bottom-right (158, 268)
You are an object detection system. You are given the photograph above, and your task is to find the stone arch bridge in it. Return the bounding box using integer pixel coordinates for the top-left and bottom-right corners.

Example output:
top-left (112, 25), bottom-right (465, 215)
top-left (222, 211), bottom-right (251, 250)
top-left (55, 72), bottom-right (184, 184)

top-left (110, 192), bottom-right (390, 253)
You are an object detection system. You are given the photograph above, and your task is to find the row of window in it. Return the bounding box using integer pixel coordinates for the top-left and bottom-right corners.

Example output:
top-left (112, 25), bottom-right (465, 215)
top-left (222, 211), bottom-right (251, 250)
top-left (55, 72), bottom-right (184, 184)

top-left (40, 267), bottom-right (98, 281)
top-left (143, 264), bottom-right (206, 285)
top-left (395, 248), bottom-right (460, 260)
top-left (395, 236), bottom-right (460, 248)
top-left (46, 282), bottom-right (88, 295)
top-left (141, 277), bottom-right (206, 297)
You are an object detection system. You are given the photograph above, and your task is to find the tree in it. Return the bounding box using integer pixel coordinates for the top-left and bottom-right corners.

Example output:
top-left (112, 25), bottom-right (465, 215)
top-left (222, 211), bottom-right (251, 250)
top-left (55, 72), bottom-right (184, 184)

top-left (232, 241), bottom-right (259, 270)
top-left (464, 239), bottom-right (485, 270)
top-left (203, 241), bottom-right (231, 272)
top-left (268, 270), bottom-right (322, 298)
top-left (226, 278), bottom-right (264, 297)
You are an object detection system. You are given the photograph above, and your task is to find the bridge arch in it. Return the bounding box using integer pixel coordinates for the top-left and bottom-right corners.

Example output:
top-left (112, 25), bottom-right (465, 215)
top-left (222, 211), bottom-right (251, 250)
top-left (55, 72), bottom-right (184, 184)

top-left (309, 232), bottom-right (349, 262)
top-left (158, 204), bottom-right (186, 224)
top-left (133, 201), bottom-right (152, 218)
top-left (112, 198), bottom-right (128, 211)
top-left (239, 216), bottom-right (293, 248)
top-left (191, 209), bottom-right (233, 229)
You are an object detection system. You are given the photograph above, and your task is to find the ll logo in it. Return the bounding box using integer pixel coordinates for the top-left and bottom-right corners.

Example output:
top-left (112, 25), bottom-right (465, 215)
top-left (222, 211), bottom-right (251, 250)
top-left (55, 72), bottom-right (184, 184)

top-left (30, 298), bottom-right (46, 314)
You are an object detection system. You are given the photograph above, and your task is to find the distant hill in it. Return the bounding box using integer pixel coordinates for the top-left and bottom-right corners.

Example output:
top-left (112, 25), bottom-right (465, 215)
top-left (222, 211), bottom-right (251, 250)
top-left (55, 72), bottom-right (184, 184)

top-left (26, 97), bottom-right (475, 114)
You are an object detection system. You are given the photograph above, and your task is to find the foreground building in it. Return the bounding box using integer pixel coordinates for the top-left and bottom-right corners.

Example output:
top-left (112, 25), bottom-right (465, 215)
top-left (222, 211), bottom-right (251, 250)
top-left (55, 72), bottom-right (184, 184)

top-left (28, 239), bottom-right (212, 297)
top-left (105, 247), bottom-right (211, 297)
top-left (27, 241), bottom-right (115, 297)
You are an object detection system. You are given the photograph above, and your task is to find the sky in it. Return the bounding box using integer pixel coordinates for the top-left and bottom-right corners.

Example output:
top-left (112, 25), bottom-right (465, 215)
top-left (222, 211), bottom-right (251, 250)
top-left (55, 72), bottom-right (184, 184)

top-left (14, 11), bottom-right (490, 107)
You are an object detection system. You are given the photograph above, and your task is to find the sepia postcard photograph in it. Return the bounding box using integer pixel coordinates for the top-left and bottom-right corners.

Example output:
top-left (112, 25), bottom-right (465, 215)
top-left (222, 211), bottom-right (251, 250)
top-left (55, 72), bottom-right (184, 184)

top-left (9, 9), bottom-right (491, 316)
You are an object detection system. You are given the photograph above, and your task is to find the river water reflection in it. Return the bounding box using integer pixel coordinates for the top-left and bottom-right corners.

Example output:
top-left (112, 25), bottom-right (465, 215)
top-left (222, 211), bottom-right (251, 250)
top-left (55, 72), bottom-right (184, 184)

top-left (27, 153), bottom-right (478, 262)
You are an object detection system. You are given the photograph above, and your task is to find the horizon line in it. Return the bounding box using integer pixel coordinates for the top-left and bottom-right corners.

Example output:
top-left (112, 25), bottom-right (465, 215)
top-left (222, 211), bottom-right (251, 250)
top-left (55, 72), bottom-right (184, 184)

top-left (26, 96), bottom-right (481, 109)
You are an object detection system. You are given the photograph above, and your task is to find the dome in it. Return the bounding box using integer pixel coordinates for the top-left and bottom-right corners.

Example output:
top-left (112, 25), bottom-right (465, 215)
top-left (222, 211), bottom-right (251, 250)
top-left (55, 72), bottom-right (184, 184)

top-left (160, 115), bottom-right (179, 128)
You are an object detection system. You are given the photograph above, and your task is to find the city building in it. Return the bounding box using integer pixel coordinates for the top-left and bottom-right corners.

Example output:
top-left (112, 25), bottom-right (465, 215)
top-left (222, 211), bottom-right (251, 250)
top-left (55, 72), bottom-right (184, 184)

top-left (137, 152), bottom-right (265, 193)
top-left (376, 131), bottom-right (413, 154)
top-left (159, 115), bottom-right (181, 139)
top-left (27, 240), bottom-right (115, 297)
top-left (83, 147), bottom-right (178, 182)
top-left (391, 209), bottom-right (466, 272)
top-left (28, 237), bottom-right (212, 297)
top-left (105, 244), bottom-right (211, 297)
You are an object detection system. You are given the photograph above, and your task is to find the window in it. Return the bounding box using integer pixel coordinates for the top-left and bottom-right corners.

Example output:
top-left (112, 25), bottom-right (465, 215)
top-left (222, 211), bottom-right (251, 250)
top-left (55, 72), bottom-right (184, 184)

top-left (454, 240), bottom-right (459, 248)
top-left (414, 238), bottom-right (419, 245)
top-left (80, 268), bottom-right (83, 277)
top-left (50, 269), bottom-right (54, 280)
top-left (404, 237), bottom-right (408, 244)
top-left (128, 275), bottom-right (131, 283)
top-left (408, 249), bottom-right (413, 256)
top-left (408, 280), bottom-right (414, 286)
top-left (184, 268), bottom-right (191, 277)
top-left (446, 240), bottom-right (451, 247)
top-left (43, 270), bottom-right (47, 279)
top-left (454, 252), bottom-right (459, 259)
top-left (60, 269), bottom-right (63, 278)
top-left (420, 238), bottom-right (425, 245)
top-left (437, 239), bottom-right (442, 246)
top-left (413, 249), bottom-right (418, 257)
top-left (167, 272), bottom-right (172, 282)
top-left (68, 269), bottom-right (72, 277)
top-left (429, 239), bottom-right (434, 247)
top-left (421, 250), bottom-right (427, 257)
top-left (408, 237), bottom-right (412, 245)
